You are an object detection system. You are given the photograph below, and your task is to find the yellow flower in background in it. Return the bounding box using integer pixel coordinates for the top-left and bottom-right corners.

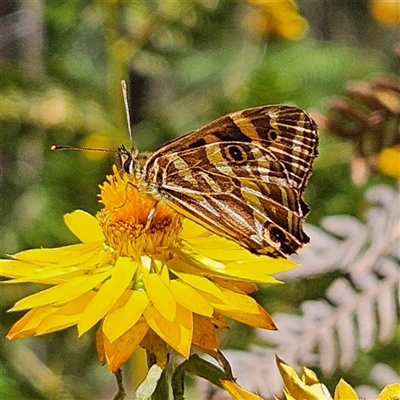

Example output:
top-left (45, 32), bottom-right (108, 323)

top-left (377, 145), bottom-right (400, 178)
top-left (1, 166), bottom-right (295, 372)
top-left (245, 0), bottom-right (308, 40)
top-left (370, 0), bottom-right (400, 26)
top-left (275, 356), bottom-right (400, 400)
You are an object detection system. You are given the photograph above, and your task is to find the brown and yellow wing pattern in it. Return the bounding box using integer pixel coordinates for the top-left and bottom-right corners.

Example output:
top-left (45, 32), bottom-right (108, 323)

top-left (121, 105), bottom-right (318, 258)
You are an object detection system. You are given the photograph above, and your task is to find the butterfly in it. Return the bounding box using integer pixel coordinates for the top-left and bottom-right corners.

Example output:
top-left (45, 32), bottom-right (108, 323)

top-left (118, 105), bottom-right (318, 258)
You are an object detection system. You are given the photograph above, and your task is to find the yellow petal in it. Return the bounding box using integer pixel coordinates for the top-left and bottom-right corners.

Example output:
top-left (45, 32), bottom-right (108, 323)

top-left (5, 242), bottom-right (109, 284)
top-left (96, 324), bottom-right (107, 365)
top-left (333, 379), bottom-right (359, 400)
top-left (180, 244), bottom-right (294, 283)
top-left (4, 269), bottom-right (83, 285)
top-left (222, 257), bottom-right (294, 275)
top-left (172, 272), bottom-right (224, 298)
top-left (0, 259), bottom-right (40, 279)
top-left (36, 291), bottom-right (96, 335)
top-left (221, 380), bottom-right (264, 399)
top-left (198, 286), bottom-right (260, 314)
top-left (308, 383), bottom-right (333, 400)
top-left (283, 388), bottom-right (298, 400)
top-left (9, 268), bottom-right (112, 311)
top-left (302, 366), bottom-right (320, 385)
top-left (103, 290), bottom-right (149, 343)
top-left (11, 241), bottom-right (104, 264)
top-left (184, 239), bottom-right (255, 261)
top-left (103, 319), bottom-right (149, 372)
top-left (7, 306), bottom-right (57, 339)
top-left (182, 219), bottom-right (253, 258)
top-left (192, 314), bottom-right (218, 352)
top-left (63, 210), bottom-right (105, 242)
top-left (181, 218), bottom-right (217, 240)
top-left (78, 258), bottom-right (137, 335)
top-left (189, 253), bottom-right (226, 271)
top-left (54, 267), bottom-right (114, 304)
top-left (276, 356), bottom-right (321, 400)
top-left (144, 303), bottom-right (193, 358)
top-left (377, 383), bottom-right (400, 400)
top-left (224, 258), bottom-right (295, 278)
top-left (145, 273), bottom-right (176, 321)
top-left (219, 303), bottom-right (277, 330)
top-left (153, 258), bottom-right (170, 286)
top-left (182, 219), bottom-right (296, 276)
top-left (215, 288), bottom-right (259, 313)
top-left (170, 280), bottom-right (214, 317)
top-left (211, 278), bottom-right (258, 294)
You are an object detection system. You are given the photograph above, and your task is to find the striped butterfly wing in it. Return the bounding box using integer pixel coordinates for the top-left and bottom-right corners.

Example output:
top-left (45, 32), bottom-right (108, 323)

top-left (143, 105), bottom-right (318, 257)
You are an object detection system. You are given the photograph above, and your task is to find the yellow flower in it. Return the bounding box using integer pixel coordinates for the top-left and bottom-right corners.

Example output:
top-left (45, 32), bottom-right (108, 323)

top-left (245, 0), bottom-right (308, 40)
top-left (370, 0), bottom-right (400, 26)
top-left (377, 145), bottom-right (400, 178)
top-left (276, 355), bottom-right (333, 400)
top-left (276, 356), bottom-right (400, 400)
top-left (1, 166), bottom-right (295, 372)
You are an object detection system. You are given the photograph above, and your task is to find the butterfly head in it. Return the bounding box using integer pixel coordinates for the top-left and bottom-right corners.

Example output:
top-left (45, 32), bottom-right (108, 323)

top-left (117, 145), bottom-right (140, 175)
top-left (117, 145), bottom-right (151, 178)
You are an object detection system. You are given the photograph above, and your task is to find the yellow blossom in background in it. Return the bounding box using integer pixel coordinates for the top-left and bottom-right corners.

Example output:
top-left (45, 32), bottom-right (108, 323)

top-left (370, 0), bottom-right (400, 26)
top-left (276, 355), bottom-right (333, 400)
top-left (377, 145), bottom-right (400, 178)
top-left (245, 0), bottom-right (308, 40)
top-left (275, 356), bottom-right (400, 400)
top-left (1, 166), bottom-right (296, 373)
top-left (376, 383), bottom-right (400, 400)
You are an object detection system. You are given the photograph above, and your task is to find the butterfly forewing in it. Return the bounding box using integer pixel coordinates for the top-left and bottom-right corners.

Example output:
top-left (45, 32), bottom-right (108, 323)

top-left (124, 105), bottom-right (318, 258)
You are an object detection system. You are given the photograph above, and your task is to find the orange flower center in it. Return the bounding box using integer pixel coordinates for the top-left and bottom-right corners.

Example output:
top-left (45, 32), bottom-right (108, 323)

top-left (97, 166), bottom-right (183, 257)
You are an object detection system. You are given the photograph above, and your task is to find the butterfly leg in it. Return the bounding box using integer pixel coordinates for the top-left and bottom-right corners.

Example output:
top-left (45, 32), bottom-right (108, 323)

top-left (112, 180), bottom-right (139, 209)
top-left (144, 205), bottom-right (157, 231)
top-left (120, 181), bottom-right (158, 232)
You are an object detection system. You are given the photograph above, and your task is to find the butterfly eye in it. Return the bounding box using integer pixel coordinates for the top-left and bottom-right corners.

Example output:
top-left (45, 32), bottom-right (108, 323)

top-left (123, 157), bottom-right (135, 174)
top-left (117, 147), bottom-right (135, 174)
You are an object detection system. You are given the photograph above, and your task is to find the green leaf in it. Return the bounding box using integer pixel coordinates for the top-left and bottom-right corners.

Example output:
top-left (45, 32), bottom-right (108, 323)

top-left (172, 354), bottom-right (227, 400)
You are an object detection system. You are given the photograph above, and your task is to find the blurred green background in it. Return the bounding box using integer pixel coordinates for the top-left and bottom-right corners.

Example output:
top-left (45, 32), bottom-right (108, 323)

top-left (1, 1), bottom-right (399, 399)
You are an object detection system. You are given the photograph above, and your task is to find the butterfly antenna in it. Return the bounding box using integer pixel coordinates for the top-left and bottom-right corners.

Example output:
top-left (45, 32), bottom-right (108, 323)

top-left (121, 80), bottom-right (133, 145)
top-left (50, 145), bottom-right (115, 153)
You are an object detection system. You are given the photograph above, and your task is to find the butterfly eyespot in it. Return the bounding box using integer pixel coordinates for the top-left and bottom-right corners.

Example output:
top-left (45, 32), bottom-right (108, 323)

top-left (269, 226), bottom-right (285, 243)
top-left (268, 130), bottom-right (278, 141)
top-left (226, 145), bottom-right (246, 162)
